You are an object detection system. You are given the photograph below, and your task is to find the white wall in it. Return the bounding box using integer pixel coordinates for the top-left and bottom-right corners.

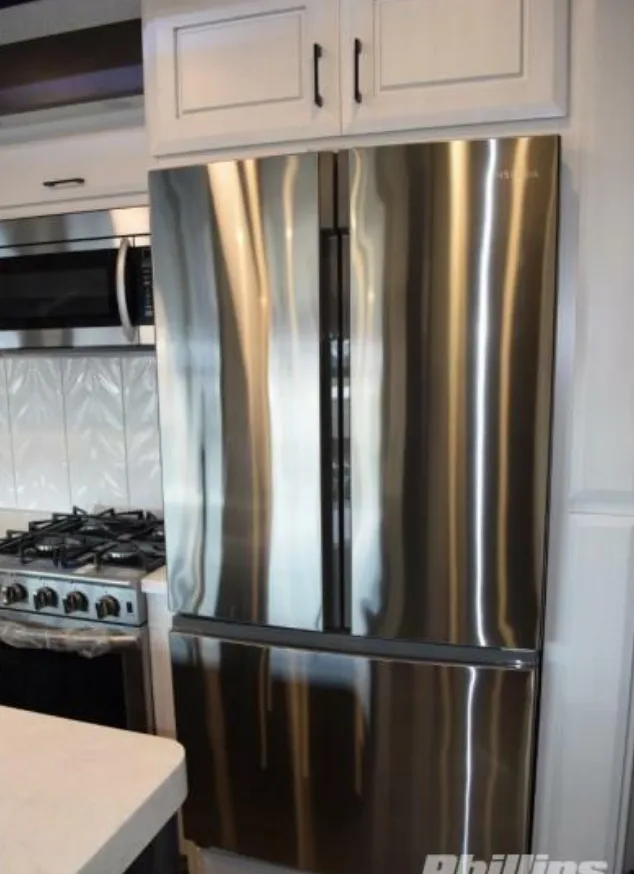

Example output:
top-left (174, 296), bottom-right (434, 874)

top-left (533, 0), bottom-right (634, 869)
top-left (0, 352), bottom-right (162, 514)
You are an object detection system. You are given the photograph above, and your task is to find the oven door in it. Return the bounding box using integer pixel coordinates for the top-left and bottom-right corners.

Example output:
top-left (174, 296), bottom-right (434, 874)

top-left (0, 615), bottom-right (153, 732)
top-left (0, 210), bottom-right (154, 351)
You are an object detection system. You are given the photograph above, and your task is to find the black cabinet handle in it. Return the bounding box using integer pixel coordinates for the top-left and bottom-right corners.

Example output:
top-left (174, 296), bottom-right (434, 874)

top-left (313, 43), bottom-right (324, 108)
top-left (43, 177), bottom-right (86, 189)
top-left (354, 38), bottom-right (362, 104)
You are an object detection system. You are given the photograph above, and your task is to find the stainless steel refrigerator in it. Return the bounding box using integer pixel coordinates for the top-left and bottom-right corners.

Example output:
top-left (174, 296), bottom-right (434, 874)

top-left (150, 136), bottom-right (559, 874)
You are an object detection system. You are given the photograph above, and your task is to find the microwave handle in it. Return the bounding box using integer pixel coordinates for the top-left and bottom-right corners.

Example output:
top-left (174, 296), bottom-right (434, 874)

top-left (116, 237), bottom-right (136, 342)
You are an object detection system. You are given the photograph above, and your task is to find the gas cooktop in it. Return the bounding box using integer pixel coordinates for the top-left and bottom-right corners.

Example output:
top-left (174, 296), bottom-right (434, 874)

top-left (0, 507), bottom-right (165, 578)
top-left (0, 508), bottom-right (165, 625)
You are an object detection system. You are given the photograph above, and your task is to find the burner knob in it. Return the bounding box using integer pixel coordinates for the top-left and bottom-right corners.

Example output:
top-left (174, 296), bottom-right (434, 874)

top-left (95, 595), bottom-right (120, 620)
top-left (62, 591), bottom-right (89, 615)
top-left (0, 583), bottom-right (27, 606)
top-left (33, 587), bottom-right (58, 611)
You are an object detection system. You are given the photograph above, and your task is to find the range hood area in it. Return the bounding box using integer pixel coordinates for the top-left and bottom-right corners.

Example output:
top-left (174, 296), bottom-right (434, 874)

top-left (0, 17), bottom-right (143, 118)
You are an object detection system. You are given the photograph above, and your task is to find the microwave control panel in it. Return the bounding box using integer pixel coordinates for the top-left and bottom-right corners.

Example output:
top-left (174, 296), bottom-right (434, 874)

top-left (137, 246), bottom-right (154, 323)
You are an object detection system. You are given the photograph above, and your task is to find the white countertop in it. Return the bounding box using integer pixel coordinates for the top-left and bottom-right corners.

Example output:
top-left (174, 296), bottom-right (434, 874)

top-left (0, 707), bottom-right (186, 874)
top-left (0, 509), bottom-right (45, 535)
top-left (141, 565), bottom-right (167, 594)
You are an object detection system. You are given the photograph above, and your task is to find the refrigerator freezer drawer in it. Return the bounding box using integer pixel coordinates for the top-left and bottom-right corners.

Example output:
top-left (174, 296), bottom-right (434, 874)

top-left (171, 633), bottom-right (537, 874)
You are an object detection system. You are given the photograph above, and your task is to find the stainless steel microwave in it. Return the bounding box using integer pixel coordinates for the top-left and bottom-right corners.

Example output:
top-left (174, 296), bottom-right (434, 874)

top-left (0, 206), bottom-right (154, 350)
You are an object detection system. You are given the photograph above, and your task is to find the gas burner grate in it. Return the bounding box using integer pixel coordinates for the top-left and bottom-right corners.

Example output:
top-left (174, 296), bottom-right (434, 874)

top-left (92, 538), bottom-right (166, 573)
top-left (0, 506), bottom-right (165, 571)
top-left (19, 531), bottom-right (110, 568)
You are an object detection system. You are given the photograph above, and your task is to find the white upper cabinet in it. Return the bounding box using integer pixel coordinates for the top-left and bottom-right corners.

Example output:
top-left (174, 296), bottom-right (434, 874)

top-left (0, 126), bottom-right (148, 217)
top-left (143, 0), bottom-right (569, 157)
top-left (340, 0), bottom-right (569, 135)
top-left (143, 0), bottom-right (341, 156)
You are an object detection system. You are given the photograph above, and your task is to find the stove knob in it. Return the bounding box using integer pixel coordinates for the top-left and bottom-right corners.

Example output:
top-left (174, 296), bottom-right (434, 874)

top-left (0, 583), bottom-right (27, 606)
top-left (95, 595), bottom-right (120, 620)
top-left (33, 587), bottom-right (58, 611)
top-left (62, 591), bottom-right (89, 615)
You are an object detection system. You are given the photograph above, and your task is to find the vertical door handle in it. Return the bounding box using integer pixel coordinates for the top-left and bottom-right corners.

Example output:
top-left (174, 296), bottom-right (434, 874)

top-left (116, 237), bottom-right (136, 342)
top-left (354, 39), bottom-right (362, 104)
top-left (313, 43), bottom-right (324, 108)
top-left (339, 229), bottom-right (352, 633)
top-left (320, 229), bottom-right (344, 632)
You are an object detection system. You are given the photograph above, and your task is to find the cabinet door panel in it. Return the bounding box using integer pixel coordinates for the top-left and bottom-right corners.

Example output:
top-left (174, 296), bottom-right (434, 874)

top-left (177, 11), bottom-right (303, 113)
top-left (379, 0), bottom-right (522, 89)
top-left (341, 0), bottom-right (569, 135)
top-left (145, 0), bottom-right (341, 156)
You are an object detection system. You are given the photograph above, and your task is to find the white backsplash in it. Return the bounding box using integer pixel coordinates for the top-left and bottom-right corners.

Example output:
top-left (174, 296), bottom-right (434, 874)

top-left (0, 362), bottom-right (15, 508)
top-left (0, 352), bottom-right (163, 514)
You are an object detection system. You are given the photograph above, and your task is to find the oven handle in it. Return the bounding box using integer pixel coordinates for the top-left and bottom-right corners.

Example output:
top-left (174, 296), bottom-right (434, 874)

top-left (0, 619), bottom-right (141, 659)
top-left (116, 236), bottom-right (137, 343)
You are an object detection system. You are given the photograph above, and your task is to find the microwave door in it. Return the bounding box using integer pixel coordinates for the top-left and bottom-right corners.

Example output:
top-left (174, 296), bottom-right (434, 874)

top-left (150, 156), bottom-right (327, 631)
top-left (0, 208), bottom-right (154, 350)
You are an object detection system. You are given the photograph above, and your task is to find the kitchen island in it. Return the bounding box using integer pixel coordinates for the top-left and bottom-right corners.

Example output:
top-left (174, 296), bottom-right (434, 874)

top-left (0, 706), bottom-right (186, 874)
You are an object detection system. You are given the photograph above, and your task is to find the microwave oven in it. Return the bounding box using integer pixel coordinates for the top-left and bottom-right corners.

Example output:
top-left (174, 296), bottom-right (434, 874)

top-left (0, 207), bottom-right (154, 350)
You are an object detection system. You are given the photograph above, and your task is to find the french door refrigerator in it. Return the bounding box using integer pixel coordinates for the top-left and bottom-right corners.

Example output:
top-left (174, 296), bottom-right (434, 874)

top-left (150, 136), bottom-right (559, 874)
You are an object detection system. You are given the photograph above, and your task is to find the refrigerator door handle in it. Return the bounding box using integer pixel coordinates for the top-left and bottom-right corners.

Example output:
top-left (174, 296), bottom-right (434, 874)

top-left (320, 229), bottom-right (344, 632)
top-left (339, 228), bottom-right (351, 632)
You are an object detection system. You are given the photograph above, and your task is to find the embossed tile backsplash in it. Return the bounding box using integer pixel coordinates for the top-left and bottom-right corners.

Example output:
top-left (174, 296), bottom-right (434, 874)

top-left (0, 353), bottom-right (163, 513)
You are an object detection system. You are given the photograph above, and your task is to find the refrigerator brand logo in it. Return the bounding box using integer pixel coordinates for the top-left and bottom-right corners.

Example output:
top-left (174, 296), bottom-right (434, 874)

top-left (422, 857), bottom-right (607, 874)
top-left (496, 169), bottom-right (540, 180)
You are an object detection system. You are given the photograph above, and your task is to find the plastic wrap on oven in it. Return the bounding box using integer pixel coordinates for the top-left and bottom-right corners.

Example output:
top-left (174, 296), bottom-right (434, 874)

top-left (0, 619), bottom-right (139, 658)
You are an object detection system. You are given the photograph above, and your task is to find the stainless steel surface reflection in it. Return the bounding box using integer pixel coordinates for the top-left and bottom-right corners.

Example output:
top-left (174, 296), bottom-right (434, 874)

top-left (348, 138), bottom-right (559, 648)
top-left (0, 207), bottom-right (150, 250)
top-left (150, 158), bottom-right (323, 629)
top-left (172, 633), bottom-right (536, 872)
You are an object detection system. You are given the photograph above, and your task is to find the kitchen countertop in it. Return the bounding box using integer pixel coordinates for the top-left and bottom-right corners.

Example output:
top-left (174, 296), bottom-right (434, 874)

top-left (0, 706), bottom-right (186, 874)
top-left (0, 508), bottom-right (45, 535)
top-left (142, 565), bottom-right (167, 593)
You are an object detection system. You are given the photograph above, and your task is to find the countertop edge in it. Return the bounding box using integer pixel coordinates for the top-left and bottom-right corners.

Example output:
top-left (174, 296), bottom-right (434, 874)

top-left (142, 567), bottom-right (167, 593)
top-left (81, 746), bottom-right (187, 874)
